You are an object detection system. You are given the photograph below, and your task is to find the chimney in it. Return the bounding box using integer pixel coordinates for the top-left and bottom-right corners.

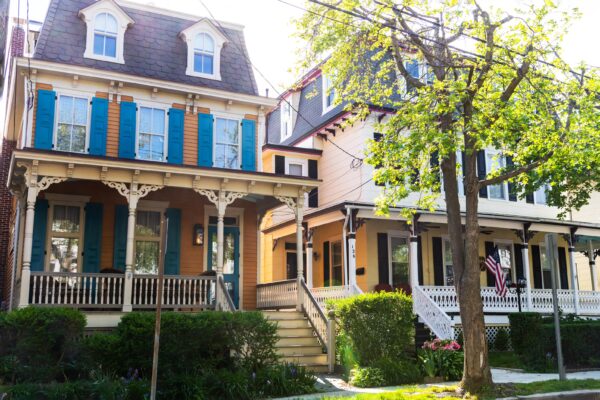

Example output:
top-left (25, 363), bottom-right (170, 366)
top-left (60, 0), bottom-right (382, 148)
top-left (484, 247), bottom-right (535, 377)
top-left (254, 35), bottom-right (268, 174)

top-left (10, 25), bottom-right (25, 58)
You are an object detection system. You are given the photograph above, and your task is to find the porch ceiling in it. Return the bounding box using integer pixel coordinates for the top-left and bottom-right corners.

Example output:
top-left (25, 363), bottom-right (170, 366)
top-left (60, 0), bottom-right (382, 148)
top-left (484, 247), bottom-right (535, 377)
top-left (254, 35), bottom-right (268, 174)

top-left (9, 149), bottom-right (318, 201)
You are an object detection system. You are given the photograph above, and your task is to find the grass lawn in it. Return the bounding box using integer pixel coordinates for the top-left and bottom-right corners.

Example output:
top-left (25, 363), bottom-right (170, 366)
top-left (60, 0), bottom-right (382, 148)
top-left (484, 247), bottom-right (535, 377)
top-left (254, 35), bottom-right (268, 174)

top-left (318, 379), bottom-right (600, 399)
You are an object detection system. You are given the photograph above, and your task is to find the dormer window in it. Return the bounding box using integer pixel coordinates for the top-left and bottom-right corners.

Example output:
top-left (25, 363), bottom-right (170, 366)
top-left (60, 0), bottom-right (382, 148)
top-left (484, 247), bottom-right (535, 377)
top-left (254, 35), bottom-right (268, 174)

top-left (93, 13), bottom-right (117, 58)
top-left (194, 33), bottom-right (214, 75)
top-left (79, 0), bottom-right (134, 64)
top-left (280, 100), bottom-right (293, 141)
top-left (181, 20), bottom-right (227, 80)
top-left (322, 75), bottom-right (336, 114)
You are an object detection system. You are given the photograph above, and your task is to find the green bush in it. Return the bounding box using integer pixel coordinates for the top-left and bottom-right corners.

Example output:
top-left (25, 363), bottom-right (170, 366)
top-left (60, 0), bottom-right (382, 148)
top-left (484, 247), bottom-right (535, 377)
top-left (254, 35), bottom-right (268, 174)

top-left (330, 291), bottom-right (414, 366)
top-left (509, 312), bottom-right (547, 371)
top-left (349, 366), bottom-right (385, 388)
top-left (494, 328), bottom-right (510, 351)
top-left (371, 358), bottom-right (423, 385)
top-left (0, 307), bottom-right (86, 384)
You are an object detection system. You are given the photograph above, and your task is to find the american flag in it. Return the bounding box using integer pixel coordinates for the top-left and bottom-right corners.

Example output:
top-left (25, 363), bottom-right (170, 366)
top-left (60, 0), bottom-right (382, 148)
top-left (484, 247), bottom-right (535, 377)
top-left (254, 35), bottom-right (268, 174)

top-left (485, 246), bottom-right (507, 297)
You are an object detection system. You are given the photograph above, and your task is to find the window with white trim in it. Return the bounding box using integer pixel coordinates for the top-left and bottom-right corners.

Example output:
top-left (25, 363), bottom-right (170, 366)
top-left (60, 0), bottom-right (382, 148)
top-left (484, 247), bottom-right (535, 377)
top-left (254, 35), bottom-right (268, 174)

top-left (93, 13), bottom-right (117, 58)
top-left (539, 244), bottom-right (552, 288)
top-left (534, 184), bottom-right (550, 205)
top-left (288, 163), bottom-right (303, 176)
top-left (486, 152), bottom-right (507, 200)
top-left (495, 241), bottom-right (514, 281)
top-left (134, 210), bottom-right (162, 274)
top-left (47, 204), bottom-right (84, 273)
top-left (280, 100), bottom-right (293, 141)
top-left (214, 117), bottom-right (240, 169)
top-left (138, 107), bottom-right (166, 162)
top-left (389, 235), bottom-right (409, 286)
top-left (193, 33), bottom-right (214, 75)
top-left (330, 240), bottom-right (343, 286)
top-left (443, 238), bottom-right (454, 286)
top-left (322, 75), bottom-right (335, 113)
top-left (56, 94), bottom-right (89, 153)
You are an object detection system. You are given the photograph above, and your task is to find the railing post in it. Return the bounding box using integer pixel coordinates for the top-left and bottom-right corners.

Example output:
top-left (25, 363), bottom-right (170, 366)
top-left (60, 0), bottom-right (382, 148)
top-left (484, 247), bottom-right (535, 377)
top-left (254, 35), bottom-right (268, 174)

top-left (589, 240), bottom-right (598, 292)
top-left (306, 230), bottom-right (314, 288)
top-left (18, 186), bottom-right (39, 308)
top-left (327, 309), bottom-right (336, 373)
top-left (295, 195), bottom-right (304, 311)
top-left (521, 241), bottom-right (533, 310)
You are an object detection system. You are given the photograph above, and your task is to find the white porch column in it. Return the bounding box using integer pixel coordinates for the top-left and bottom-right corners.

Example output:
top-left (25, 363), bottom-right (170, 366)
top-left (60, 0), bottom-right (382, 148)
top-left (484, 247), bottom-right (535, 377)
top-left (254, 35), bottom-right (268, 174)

top-left (589, 240), bottom-right (598, 291)
top-left (295, 195), bottom-right (304, 311)
top-left (216, 191), bottom-right (226, 278)
top-left (522, 243), bottom-right (533, 310)
top-left (18, 186), bottom-right (39, 308)
top-left (306, 229), bottom-right (314, 288)
top-left (122, 192), bottom-right (138, 312)
top-left (409, 235), bottom-right (419, 289)
top-left (568, 232), bottom-right (580, 314)
top-left (348, 233), bottom-right (357, 288)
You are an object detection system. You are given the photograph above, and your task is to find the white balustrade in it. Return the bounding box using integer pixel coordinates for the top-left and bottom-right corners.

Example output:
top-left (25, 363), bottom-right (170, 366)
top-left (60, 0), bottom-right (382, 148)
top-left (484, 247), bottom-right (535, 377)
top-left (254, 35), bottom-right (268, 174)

top-left (311, 285), bottom-right (361, 308)
top-left (29, 272), bottom-right (124, 308)
top-left (216, 276), bottom-right (236, 312)
top-left (421, 285), bottom-right (600, 316)
top-left (413, 285), bottom-right (455, 340)
top-left (300, 280), bottom-right (328, 347)
top-left (132, 275), bottom-right (216, 309)
top-left (256, 279), bottom-right (298, 309)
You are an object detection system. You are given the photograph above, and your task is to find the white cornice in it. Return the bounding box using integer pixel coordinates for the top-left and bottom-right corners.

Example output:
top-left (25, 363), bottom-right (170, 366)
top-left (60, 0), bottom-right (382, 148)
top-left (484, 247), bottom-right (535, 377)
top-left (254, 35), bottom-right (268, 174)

top-left (116, 0), bottom-right (245, 31)
top-left (17, 58), bottom-right (277, 108)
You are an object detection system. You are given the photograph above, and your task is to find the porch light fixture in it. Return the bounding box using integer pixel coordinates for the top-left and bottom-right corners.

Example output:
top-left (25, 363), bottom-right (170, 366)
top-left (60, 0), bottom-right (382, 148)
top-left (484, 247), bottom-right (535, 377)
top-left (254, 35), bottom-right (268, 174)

top-left (193, 224), bottom-right (204, 246)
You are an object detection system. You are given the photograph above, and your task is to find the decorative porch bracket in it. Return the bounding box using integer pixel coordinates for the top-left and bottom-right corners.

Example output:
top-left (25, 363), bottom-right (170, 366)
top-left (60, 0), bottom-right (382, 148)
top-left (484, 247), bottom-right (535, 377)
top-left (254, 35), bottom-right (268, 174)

top-left (195, 188), bottom-right (246, 309)
top-left (276, 193), bottom-right (306, 311)
top-left (102, 181), bottom-right (163, 312)
top-left (18, 163), bottom-right (68, 308)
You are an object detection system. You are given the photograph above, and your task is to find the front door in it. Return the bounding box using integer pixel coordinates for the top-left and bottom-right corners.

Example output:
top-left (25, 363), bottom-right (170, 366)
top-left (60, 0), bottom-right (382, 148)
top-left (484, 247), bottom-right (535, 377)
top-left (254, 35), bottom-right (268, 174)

top-left (207, 226), bottom-right (240, 307)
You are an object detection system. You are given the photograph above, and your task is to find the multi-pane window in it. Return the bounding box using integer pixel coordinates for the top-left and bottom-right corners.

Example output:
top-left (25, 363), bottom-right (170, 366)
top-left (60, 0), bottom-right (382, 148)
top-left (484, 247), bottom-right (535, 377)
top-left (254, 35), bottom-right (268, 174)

top-left (281, 101), bottom-right (292, 141)
top-left (443, 239), bottom-right (454, 286)
top-left (138, 107), bottom-right (166, 161)
top-left (193, 33), bottom-right (214, 75)
top-left (214, 118), bottom-right (240, 169)
top-left (496, 242), bottom-right (513, 282)
top-left (535, 184), bottom-right (549, 205)
top-left (487, 152), bottom-right (506, 200)
top-left (323, 75), bottom-right (335, 111)
top-left (331, 241), bottom-right (343, 286)
top-left (539, 244), bottom-right (552, 288)
top-left (93, 13), bottom-right (117, 58)
top-left (56, 95), bottom-right (88, 153)
top-left (48, 205), bottom-right (82, 273)
top-left (135, 210), bottom-right (161, 274)
top-left (390, 236), bottom-right (409, 286)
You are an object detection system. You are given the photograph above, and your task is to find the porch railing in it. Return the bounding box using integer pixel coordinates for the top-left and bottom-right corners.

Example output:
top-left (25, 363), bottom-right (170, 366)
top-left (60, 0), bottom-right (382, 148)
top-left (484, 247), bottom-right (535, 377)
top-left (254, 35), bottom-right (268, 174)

top-left (132, 275), bottom-right (216, 309)
top-left (311, 284), bottom-right (363, 308)
top-left (256, 279), bottom-right (298, 309)
top-left (216, 276), bottom-right (236, 312)
top-left (412, 285), bottom-right (454, 340)
top-left (421, 285), bottom-right (600, 315)
top-left (29, 272), bottom-right (124, 308)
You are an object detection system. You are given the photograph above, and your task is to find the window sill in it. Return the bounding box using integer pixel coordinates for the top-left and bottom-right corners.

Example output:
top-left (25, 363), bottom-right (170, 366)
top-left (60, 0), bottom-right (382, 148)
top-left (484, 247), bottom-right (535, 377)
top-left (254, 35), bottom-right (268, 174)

top-left (83, 52), bottom-right (125, 64)
top-left (185, 69), bottom-right (222, 81)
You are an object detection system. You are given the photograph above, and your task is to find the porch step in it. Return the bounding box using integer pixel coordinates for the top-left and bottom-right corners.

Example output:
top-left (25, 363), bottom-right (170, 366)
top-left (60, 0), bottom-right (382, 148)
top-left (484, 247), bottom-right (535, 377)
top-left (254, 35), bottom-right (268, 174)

top-left (262, 310), bottom-right (329, 373)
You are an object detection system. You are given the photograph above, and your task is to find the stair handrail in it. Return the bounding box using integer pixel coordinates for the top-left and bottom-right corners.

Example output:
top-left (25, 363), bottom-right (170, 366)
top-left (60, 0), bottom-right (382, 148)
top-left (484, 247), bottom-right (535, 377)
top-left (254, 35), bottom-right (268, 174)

top-left (299, 278), bottom-right (335, 373)
top-left (217, 276), bottom-right (237, 312)
top-left (412, 285), bottom-right (454, 340)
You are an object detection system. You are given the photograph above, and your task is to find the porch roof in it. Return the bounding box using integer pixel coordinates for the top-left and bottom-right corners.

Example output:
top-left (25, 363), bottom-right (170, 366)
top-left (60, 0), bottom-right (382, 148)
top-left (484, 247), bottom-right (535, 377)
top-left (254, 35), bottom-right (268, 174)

top-left (9, 149), bottom-right (319, 206)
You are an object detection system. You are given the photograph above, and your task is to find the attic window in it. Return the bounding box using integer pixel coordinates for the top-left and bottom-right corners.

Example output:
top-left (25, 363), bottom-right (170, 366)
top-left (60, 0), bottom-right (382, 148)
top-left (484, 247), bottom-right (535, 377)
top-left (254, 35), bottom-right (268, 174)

top-left (181, 20), bottom-right (227, 81)
top-left (79, 0), bottom-right (133, 64)
top-left (93, 13), bottom-right (117, 58)
top-left (194, 33), bottom-right (214, 75)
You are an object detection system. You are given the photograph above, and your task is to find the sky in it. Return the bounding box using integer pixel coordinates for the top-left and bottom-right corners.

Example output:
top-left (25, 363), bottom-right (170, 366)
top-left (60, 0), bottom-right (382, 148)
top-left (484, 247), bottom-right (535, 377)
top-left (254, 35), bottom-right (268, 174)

top-left (20, 0), bottom-right (600, 97)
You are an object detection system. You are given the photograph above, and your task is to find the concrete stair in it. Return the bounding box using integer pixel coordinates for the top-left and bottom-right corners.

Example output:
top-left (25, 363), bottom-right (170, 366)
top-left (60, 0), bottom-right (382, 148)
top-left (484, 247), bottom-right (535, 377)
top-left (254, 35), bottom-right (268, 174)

top-left (262, 310), bottom-right (329, 373)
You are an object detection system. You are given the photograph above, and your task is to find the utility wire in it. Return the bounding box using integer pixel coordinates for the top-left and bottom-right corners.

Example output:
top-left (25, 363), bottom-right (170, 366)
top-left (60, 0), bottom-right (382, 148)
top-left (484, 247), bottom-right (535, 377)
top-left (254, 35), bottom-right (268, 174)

top-left (197, 0), bottom-right (364, 169)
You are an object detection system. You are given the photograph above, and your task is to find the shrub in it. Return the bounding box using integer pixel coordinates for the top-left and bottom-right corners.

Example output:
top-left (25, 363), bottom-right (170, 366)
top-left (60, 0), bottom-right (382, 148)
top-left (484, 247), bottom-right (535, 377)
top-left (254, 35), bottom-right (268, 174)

top-left (494, 328), bottom-right (510, 351)
top-left (418, 339), bottom-right (463, 381)
top-left (229, 311), bottom-right (279, 370)
top-left (542, 322), bottom-right (600, 369)
top-left (349, 366), bottom-right (385, 388)
top-left (509, 313), bottom-right (542, 356)
top-left (5, 379), bottom-right (148, 400)
top-left (330, 291), bottom-right (414, 366)
top-left (371, 358), bottom-right (423, 385)
top-left (0, 307), bottom-right (86, 384)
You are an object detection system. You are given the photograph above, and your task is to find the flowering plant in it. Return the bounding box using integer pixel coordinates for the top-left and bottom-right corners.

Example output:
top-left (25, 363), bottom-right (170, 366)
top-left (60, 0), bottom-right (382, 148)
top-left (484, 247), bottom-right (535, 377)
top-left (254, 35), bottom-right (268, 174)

top-left (418, 339), bottom-right (463, 381)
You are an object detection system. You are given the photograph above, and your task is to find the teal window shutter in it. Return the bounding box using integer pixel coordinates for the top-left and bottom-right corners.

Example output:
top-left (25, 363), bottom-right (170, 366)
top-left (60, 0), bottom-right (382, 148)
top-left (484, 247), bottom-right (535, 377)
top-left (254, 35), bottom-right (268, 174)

top-left (165, 208), bottom-right (181, 275)
top-left (83, 203), bottom-right (103, 273)
top-left (34, 90), bottom-right (56, 150)
top-left (113, 205), bottom-right (128, 271)
top-left (89, 97), bottom-right (108, 156)
top-left (241, 118), bottom-right (256, 171)
top-left (197, 113), bottom-right (213, 167)
top-left (119, 101), bottom-right (137, 159)
top-left (167, 108), bottom-right (184, 164)
top-left (31, 199), bottom-right (49, 271)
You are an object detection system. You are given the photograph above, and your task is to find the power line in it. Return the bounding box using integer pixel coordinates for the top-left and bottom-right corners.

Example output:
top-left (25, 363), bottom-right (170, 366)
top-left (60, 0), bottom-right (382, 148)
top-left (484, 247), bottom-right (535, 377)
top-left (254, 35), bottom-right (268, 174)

top-left (196, 0), bottom-right (364, 170)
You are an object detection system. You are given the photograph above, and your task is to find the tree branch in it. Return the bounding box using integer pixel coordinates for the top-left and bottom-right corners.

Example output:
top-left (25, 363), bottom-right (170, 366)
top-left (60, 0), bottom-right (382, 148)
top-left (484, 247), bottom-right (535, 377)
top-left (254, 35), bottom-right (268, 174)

top-left (479, 154), bottom-right (551, 187)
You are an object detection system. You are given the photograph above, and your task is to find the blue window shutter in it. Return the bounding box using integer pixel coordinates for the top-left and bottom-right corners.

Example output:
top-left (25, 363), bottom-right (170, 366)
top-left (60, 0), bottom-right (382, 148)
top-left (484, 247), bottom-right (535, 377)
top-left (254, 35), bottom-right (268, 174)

top-left (477, 150), bottom-right (488, 198)
top-left (31, 199), bottom-right (49, 272)
top-left (34, 90), bottom-right (56, 150)
top-left (167, 108), bottom-right (184, 164)
top-left (198, 113), bottom-right (213, 167)
top-left (119, 101), bottom-right (137, 159)
top-left (89, 97), bottom-right (108, 156)
top-left (113, 205), bottom-right (128, 271)
top-left (83, 203), bottom-right (103, 273)
top-left (241, 118), bottom-right (256, 171)
top-left (165, 208), bottom-right (181, 275)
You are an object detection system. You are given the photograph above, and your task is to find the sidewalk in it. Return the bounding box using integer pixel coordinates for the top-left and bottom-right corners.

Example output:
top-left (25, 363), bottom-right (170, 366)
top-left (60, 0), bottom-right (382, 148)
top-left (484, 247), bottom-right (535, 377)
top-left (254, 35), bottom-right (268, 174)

top-left (275, 369), bottom-right (600, 399)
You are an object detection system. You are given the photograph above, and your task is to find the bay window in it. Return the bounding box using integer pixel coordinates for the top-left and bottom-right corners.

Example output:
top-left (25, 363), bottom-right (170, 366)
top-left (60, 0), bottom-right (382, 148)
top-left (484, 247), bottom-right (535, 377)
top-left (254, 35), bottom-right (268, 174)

top-left (138, 107), bottom-right (166, 161)
top-left (134, 210), bottom-right (161, 274)
top-left (56, 95), bottom-right (88, 153)
top-left (214, 118), bottom-right (240, 169)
